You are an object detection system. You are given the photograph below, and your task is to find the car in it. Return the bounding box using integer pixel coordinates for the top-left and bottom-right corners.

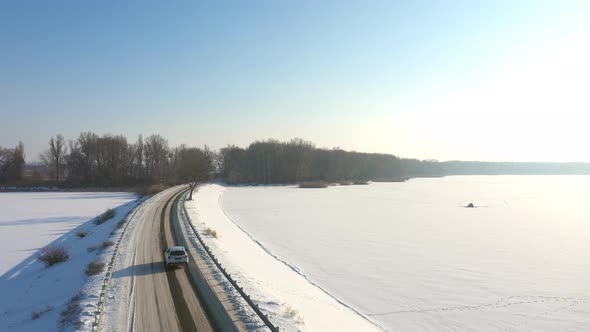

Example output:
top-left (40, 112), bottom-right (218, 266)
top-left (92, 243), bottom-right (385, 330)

top-left (164, 246), bottom-right (189, 268)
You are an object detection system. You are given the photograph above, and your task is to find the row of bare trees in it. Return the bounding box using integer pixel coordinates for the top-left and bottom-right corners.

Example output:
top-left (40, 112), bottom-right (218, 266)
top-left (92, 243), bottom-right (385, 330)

top-left (219, 138), bottom-right (444, 184)
top-left (6, 134), bottom-right (589, 188)
top-left (219, 139), bottom-right (590, 184)
top-left (38, 132), bottom-right (213, 187)
top-left (29, 135), bottom-right (443, 187)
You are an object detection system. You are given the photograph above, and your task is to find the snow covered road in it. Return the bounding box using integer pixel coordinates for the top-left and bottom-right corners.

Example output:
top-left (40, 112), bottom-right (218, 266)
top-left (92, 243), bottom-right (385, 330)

top-left (101, 186), bottom-right (215, 332)
top-left (101, 186), bottom-right (261, 332)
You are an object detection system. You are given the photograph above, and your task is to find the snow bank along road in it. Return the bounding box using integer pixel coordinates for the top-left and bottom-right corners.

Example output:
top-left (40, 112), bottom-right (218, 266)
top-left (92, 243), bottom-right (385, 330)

top-left (102, 186), bottom-right (245, 332)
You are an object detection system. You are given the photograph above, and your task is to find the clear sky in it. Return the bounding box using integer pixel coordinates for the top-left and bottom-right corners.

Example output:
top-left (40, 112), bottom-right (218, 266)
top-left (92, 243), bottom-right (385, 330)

top-left (1, 1), bottom-right (589, 162)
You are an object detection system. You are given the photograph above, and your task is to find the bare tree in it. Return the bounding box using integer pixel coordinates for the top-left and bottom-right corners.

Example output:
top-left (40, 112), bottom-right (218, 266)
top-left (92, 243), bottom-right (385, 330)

top-left (0, 147), bottom-right (12, 183)
top-left (78, 132), bottom-right (99, 183)
top-left (170, 145), bottom-right (213, 199)
top-left (185, 173), bottom-right (200, 200)
top-left (12, 141), bottom-right (25, 181)
top-left (41, 134), bottom-right (67, 181)
top-left (144, 134), bottom-right (169, 183)
top-left (134, 134), bottom-right (144, 181)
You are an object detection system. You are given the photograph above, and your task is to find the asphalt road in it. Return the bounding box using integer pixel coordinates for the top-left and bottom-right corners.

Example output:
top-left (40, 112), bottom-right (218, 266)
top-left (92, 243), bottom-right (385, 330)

top-left (127, 187), bottom-right (214, 332)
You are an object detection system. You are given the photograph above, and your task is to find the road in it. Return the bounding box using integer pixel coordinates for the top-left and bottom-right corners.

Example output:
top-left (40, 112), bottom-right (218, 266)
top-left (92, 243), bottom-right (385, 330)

top-left (126, 187), bottom-right (214, 332)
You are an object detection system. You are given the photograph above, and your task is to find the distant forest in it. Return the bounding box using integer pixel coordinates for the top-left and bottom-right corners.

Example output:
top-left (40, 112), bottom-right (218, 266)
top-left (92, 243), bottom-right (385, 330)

top-left (2, 134), bottom-right (590, 187)
top-left (219, 139), bottom-right (590, 184)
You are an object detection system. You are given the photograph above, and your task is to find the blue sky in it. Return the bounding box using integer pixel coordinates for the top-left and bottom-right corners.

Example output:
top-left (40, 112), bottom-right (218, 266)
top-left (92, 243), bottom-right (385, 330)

top-left (1, 1), bottom-right (589, 161)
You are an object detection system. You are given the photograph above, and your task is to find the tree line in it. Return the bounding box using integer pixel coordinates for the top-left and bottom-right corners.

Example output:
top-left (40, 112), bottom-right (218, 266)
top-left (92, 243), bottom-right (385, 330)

top-left (218, 139), bottom-right (590, 184)
top-left (0, 132), bottom-right (214, 187)
top-left (219, 138), bottom-right (444, 184)
top-left (3, 134), bottom-right (590, 188)
top-left (0, 142), bottom-right (25, 183)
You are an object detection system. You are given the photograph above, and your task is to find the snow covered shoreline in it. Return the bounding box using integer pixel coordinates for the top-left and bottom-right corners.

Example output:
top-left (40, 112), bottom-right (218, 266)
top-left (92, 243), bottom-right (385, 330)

top-left (186, 184), bottom-right (382, 332)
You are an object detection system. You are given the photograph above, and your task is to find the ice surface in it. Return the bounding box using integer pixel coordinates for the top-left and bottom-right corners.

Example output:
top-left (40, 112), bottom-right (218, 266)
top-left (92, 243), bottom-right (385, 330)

top-left (187, 185), bottom-right (382, 332)
top-left (204, 176), bottom-right (590, 331)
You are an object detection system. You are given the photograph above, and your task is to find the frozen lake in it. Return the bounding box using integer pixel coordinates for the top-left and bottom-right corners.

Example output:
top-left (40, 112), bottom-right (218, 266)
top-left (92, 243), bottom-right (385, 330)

top-left (220, 176), bottom-right (590, 331)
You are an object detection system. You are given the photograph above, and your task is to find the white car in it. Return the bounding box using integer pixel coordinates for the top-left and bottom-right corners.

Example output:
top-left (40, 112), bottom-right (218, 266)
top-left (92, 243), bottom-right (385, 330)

top-left (164, 246), bottom-right (189, 268)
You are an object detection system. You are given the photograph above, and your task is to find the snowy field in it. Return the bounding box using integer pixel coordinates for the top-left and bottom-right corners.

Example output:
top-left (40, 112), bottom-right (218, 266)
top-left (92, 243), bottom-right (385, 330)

top-left (192, 177), bottom-right (590, 331)
top-left (0, 192), bottom-right (137, 275)
top-left (0, 192), bottom-right (138, 331)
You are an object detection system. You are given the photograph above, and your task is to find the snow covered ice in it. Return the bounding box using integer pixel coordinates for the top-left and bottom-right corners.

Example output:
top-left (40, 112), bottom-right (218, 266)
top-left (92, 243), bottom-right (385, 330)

top-left (189, 176), bottom-right (590, 331)
top-left (186, 185), bottom-right (381, 332)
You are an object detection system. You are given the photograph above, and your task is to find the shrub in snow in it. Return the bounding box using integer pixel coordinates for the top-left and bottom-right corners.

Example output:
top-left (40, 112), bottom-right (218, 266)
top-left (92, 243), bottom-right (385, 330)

top-left (299, 181), bottom-right (328, 188)
top-left (59, 292), bottom-right (83, 330)
top-left (94, 208), bottom-right (115, 225)
top-left (31, 310), bottom-right (41, 320)
top-left (284, 305), bottom-right (304, 324)
top-left (31, 306), bottom-right (53, 320)
top-left (85, 261), bottom-right (106, 276)
top-left (204, 228), bottom-right (218, 238)
top-left (87, 245), bottom-right (98, 253)
top-left (100, 240), bottom-right (114, 250)
top-left (76, 230), bottom-right (88, 238)
top-left (285, 306), bottom-right (298, 318)
top-left (352, 180), bottom-right (369, 185)
top-left (38, 246), bottom-right (70, 267)
top-left (116, 219), bottom-right (126, 229)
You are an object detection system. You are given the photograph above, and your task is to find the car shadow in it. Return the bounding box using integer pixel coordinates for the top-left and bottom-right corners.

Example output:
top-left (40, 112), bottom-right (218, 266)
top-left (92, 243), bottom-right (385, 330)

top-left (112, 262), bottom-right (168, 278)
top-left (0, 216), bottom-right (86, 227)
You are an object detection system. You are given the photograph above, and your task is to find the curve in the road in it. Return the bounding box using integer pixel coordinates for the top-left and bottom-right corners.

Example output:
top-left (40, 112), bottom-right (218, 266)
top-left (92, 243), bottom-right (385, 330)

top-left (129, 188), bottom-right (214, 332)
